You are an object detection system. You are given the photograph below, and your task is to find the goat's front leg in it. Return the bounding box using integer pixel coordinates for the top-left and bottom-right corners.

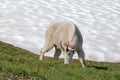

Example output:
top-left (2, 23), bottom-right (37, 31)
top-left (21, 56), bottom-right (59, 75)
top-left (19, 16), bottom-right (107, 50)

top-left (54, 47), bottom-right (61, 60)
top-left (77, 48), bottom-right (86, 68)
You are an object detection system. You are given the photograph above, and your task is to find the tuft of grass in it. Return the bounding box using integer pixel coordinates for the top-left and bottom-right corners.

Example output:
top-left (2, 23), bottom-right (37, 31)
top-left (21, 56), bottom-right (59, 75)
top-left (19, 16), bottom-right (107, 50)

top-left (0, 41), bottom-right (120, 80)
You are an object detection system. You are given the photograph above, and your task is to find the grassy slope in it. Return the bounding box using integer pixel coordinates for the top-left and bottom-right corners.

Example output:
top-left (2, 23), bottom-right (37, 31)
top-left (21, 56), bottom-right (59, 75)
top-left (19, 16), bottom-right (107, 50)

top-left (0, 41), bottom-right (120, 80)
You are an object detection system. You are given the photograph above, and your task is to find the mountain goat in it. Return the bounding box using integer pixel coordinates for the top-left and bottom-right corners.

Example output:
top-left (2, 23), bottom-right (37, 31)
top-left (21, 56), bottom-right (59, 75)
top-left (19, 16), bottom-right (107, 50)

top-left (39, 20), bottom-right (85, 67)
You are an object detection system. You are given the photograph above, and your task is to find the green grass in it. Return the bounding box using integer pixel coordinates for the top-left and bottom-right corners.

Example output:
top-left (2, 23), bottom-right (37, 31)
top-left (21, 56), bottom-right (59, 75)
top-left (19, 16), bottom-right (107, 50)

top-left (0, 41), bottom-right (120, 80)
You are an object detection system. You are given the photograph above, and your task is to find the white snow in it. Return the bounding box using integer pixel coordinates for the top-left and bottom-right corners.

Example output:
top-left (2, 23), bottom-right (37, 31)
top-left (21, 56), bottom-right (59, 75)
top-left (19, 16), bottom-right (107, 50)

top-left (0, 0), bottom-right (120, 62)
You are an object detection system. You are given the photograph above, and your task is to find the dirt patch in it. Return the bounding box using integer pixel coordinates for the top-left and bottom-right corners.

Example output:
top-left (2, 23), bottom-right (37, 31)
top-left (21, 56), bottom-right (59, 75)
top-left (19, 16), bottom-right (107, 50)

top-left (10, 75), bottom-right (29, 80)
top-left (0, 78), bottom-right (3, 80)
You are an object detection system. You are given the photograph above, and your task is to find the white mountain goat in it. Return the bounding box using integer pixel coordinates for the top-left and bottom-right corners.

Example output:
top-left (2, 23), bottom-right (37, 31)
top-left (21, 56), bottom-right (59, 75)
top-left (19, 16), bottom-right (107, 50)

top-left (39, 20), bottom-right (86, 67)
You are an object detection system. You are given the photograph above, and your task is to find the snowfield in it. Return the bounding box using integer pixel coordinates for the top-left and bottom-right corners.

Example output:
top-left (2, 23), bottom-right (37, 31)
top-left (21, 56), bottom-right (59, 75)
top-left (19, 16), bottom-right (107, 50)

top-left (0, 0), bottom-right (120, 62)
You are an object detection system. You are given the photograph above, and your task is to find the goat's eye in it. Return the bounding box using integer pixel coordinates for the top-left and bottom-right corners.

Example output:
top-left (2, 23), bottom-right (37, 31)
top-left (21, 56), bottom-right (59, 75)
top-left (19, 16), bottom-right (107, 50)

top-left (66, 47), bottom-right (69, 52)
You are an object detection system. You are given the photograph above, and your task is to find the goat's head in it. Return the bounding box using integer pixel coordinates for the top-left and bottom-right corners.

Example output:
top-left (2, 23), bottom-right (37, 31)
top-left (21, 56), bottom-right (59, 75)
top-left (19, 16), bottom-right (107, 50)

top-left (60, 41), bottom-right (74, 64)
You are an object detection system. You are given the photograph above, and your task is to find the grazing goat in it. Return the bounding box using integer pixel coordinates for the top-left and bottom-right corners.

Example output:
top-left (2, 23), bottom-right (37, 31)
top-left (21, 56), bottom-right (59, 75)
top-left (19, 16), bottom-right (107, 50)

top-left (39, 20), bottom-right (85, 68)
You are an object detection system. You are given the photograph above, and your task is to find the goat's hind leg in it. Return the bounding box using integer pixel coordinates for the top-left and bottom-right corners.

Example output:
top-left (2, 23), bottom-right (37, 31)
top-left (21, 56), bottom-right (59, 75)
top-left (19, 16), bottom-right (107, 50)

top-left (39, 43), bottom-right (53, 60)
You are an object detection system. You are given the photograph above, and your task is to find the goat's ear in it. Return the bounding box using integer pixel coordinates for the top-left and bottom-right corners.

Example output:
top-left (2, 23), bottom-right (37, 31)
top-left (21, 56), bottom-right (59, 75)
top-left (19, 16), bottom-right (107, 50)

top-left (67, 45), bottom-right (74, 51)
